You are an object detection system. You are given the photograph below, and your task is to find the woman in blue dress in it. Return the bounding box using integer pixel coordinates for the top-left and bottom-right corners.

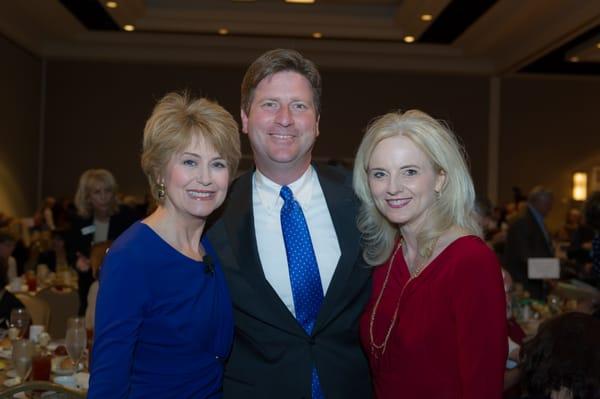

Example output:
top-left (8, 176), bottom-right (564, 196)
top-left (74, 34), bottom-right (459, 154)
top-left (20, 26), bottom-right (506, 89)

top-left (88, 92), bottom-right (241, 398)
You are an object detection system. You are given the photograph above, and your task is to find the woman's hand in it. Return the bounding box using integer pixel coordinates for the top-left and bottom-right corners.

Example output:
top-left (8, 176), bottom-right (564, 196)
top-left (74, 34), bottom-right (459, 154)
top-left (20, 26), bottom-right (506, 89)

top-left (76, 253), bottom-right (91, 272)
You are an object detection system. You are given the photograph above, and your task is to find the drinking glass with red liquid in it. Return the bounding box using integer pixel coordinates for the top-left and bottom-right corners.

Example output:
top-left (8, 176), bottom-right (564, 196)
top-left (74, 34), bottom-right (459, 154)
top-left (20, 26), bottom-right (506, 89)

top-left (31, 352), bottom-right (51, 381)
top-left (25, 271), bottom-right (37, 292)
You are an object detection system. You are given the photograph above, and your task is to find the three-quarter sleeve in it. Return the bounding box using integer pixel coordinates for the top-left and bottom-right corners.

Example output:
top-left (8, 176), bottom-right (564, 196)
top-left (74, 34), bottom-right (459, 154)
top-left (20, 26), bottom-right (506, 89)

top-left (451, 245), bottom-right (508, 399)
top-left (87, 247), bottom-right (150, 399)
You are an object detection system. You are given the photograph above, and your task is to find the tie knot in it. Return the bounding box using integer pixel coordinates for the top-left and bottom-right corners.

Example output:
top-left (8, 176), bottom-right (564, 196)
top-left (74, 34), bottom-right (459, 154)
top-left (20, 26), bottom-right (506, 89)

top-left (280, 186), bottom-right (294, 203)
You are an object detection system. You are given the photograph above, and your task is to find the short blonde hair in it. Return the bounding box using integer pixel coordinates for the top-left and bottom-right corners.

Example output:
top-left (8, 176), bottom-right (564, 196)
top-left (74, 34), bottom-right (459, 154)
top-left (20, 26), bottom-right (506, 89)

top-left (74, 169), bottom-right (118, 219)
top-left (141, 92), bottom-right (242, 202)
top-left (353, 109), bottom-right (481, 266)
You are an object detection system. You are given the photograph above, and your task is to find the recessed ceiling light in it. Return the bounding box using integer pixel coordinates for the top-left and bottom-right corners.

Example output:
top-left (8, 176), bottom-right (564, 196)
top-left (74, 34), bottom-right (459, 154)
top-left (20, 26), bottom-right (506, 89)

top-left (569, 56), bottom-right (580, 62)
top-left (106, 1), bottom-right (118, 8)
top-left (403, 35), bottom-right (415, 43)
top-left (218, 28), bottom-right (229, 35)
top-left (596, 42), bottom-right (600, 49)
top-left (312, 32), bottom-right (323, 39)
top-left (123, 24), bottom-right (135, 32)
top-left (421, 14), bottom-right (433, 22)
top-left (285, 0), bottom-right (315, 3)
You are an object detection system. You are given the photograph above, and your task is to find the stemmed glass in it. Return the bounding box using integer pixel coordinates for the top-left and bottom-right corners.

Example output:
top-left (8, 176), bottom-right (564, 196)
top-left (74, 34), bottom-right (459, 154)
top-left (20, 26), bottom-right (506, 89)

top-left (12, 339), bottom-right (35, 382)
top-left (67, 317), bottom-right (85, 330)
top-left (10, 308), bottom-right (30, 339)
top-left (65, 327), bottom-right (87, 375)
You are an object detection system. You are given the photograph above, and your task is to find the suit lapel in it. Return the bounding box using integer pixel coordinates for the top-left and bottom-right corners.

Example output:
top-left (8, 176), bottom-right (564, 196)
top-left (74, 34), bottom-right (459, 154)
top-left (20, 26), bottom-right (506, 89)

top-left (312, 165), bottom-right (362, 334)
top-left (222, 172), bottom-right (306, 336)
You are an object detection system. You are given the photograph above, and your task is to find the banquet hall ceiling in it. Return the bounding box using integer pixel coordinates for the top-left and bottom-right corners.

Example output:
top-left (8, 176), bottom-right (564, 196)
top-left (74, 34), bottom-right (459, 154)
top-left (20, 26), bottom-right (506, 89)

top-left (1, 0), bottom-right (599, 75)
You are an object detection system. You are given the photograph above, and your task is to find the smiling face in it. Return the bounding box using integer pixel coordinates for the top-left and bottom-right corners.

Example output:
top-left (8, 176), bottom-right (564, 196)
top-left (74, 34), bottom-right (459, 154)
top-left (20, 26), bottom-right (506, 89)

top-left (161, 136), bottom-right (230, 222)
top-left (241, 71), bottom-right (319, 184)
top-left (367, 134), bottom-right (445, 233)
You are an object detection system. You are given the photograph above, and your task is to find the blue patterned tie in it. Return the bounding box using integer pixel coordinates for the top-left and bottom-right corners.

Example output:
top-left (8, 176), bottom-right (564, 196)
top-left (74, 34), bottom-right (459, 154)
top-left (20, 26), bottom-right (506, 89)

top-left (280, 186), bottom-right (325, 399)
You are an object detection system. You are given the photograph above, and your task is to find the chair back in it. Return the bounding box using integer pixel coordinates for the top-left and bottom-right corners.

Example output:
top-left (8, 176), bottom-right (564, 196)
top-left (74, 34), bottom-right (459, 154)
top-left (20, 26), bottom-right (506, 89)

top-left (0, 380), bottom-right (87, 398)
top-left (15, 293), bottom-right (51, 329)
top-left (36, 287), bottom-right (79, 339)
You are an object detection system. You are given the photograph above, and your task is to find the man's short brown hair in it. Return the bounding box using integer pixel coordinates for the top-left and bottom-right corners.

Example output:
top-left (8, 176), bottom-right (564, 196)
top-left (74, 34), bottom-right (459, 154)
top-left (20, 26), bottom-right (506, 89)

top-left (241, 48), bottom-right (322, 116)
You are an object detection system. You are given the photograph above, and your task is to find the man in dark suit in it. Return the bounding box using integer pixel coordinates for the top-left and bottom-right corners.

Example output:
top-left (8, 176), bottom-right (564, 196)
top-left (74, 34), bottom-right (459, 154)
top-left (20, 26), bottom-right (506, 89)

top-left (504, 186), bottom-right (554, 299)
top-left (207, 49), bottom-right (372, 398)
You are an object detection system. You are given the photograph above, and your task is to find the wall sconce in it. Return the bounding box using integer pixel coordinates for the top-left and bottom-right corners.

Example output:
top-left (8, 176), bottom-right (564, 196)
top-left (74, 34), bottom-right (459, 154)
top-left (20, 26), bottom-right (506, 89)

top-left (572, 172), bottom-right (587, 201)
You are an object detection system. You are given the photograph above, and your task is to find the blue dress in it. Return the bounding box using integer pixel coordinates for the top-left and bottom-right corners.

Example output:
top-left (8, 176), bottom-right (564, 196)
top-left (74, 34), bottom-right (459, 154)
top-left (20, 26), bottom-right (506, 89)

top-left (88, 222), bottom-right (234, 399)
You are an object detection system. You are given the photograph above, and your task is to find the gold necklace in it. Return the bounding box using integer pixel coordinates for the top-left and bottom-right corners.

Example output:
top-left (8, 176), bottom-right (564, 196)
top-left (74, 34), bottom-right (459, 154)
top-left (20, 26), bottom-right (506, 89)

top-left (369, 238), bottom-right (438, 358)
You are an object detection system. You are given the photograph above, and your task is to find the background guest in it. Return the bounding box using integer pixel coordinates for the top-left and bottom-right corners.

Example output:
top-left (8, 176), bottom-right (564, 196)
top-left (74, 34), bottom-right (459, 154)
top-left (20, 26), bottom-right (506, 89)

top-left (555, 207), bottom-right (582, 242)
top-left (0, 231), bottom-right (18, 283)
top-left (504, 186), bottom-right (555, 299)
top-left (583, 191), bottom-right (600, 283)
top-left (519, 312), bottom-right (600, 399)
top-left (67, 168), bottom-right (136, 315)
top-left (354, 109), bottom-right (507, 399)
top-left (0, 257), bottom-right (25, 324)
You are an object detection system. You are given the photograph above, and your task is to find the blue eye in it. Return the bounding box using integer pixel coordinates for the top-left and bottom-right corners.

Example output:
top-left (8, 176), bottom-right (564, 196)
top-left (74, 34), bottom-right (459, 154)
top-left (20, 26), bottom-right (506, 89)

top-left (404, 168), bottom-right (418, 176)
top-left (183, 159), bottom-right (196, 167)
top-left (370, 170), bottom-right (386, 179)
top-left (212, 160), bottom-right (227, 169)
top-left (293, 103), bottom-right (308, 110)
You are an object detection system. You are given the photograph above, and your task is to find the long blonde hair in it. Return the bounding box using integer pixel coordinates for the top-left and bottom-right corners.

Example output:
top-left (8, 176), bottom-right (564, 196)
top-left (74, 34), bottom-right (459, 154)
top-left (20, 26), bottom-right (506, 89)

top-left (74, 169), bottom-right (118, 219)
top-left (353, 110), bottom-right (481, 266)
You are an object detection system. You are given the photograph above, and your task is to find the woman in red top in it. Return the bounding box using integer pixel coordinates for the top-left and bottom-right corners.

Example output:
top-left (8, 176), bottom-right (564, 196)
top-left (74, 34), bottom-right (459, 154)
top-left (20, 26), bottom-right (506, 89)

top-left (353, 110), bottom-right (507, 399)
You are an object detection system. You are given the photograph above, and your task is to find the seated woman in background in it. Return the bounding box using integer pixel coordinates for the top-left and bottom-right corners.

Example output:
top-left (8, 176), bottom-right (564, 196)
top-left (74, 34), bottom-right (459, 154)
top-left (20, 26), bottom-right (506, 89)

top-left (519, 312), bottom-right (600, 399)
top-left (67, 168), bottom-right (137, 315)
top-left (0, 257), bottom-right (25, 325)
top-left (567, 191), bottom-right (600, 285)
top-left (555, 208), bottom-right (582, 243)
top-left (583, 191), bottom-right (600, 282)
top-left (353, 110), bottom-right (507, 399)
top-left (88, 92), bottom-right (241, 398)
top-left (0, 232), bottom-right (18, 283)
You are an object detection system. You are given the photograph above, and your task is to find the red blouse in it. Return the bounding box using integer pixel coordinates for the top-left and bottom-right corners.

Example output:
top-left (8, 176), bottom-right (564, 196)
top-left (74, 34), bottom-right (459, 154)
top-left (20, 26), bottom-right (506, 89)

top-left (359, 236), bottom-right (507, 399)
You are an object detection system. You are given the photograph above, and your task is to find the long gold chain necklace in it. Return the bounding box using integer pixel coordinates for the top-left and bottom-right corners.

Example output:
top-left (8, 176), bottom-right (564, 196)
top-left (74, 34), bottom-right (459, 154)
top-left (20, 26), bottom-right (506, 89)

top-left (369, 238), bottom-right (437, 359)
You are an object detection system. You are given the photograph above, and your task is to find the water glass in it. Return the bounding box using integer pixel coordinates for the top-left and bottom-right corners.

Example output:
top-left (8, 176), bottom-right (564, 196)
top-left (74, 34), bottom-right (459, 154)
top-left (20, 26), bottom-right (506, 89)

top-left (10, 308), bottom-right (31, 339)
top-left (65, 327), bottom-right (87, 374)
top-left (67, 317), bottom-right (86, 330)
top-left (12, 339), bottom-right (35, 381)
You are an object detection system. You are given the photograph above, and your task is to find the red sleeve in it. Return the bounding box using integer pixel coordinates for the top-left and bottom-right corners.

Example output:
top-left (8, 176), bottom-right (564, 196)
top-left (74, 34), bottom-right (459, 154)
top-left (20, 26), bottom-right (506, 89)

top-left (450, 239), bottom-right (508, 399)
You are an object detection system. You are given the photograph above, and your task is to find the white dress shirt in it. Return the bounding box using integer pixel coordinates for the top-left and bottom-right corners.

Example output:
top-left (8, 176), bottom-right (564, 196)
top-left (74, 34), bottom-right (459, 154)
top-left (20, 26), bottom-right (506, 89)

top-left (253, 166), bottom-right (341, 317)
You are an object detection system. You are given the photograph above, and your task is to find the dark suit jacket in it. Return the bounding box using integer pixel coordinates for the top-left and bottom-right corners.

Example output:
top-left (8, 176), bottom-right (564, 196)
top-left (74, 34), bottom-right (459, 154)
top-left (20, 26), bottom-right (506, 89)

top-left (0, 290), bottom-right (24, 325)
top-left (503, 207), bottom-right (554, 299)
top-left (66, 207), bottom-right (137, 315)
top-left (207, 164), bottom-right (372, 399)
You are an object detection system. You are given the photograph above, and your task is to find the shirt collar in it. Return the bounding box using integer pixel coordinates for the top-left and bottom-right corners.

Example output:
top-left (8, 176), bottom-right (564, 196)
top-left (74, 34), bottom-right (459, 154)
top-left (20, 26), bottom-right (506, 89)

top-left (254, 166), bottom-right (315, 212)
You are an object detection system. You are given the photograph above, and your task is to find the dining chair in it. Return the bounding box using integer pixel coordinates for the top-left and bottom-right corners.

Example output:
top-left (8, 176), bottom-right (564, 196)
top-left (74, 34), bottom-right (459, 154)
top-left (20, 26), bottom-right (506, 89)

top-left (0, 381), bottom-right (86, 398)
top-left (36, 287), bottom-right (79, 339)
top-left (15, 293), bottom-right (50, 329)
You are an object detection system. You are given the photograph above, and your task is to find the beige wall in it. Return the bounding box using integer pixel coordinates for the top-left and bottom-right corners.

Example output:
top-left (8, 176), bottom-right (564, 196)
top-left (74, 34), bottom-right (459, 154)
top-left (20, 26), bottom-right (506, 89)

top-left (499, 75), bottom-right (600, 231)
top-left (42, 60), bottom-right (490, 201)
top-left (0, 35), bottom-right (42, 217)
top-left (3, 37), bottom-right (600, 229)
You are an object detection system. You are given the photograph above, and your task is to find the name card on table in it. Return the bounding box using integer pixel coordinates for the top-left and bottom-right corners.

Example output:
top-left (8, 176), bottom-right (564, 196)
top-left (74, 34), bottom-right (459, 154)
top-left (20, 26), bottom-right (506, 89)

top-left (527, 257), bottom-right (560, 279)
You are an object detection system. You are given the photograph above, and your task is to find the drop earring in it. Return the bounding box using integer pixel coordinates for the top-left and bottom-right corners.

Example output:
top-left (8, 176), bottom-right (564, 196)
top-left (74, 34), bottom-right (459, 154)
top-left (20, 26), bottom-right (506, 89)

top-left (158, 182), bottom-right (166, 199)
